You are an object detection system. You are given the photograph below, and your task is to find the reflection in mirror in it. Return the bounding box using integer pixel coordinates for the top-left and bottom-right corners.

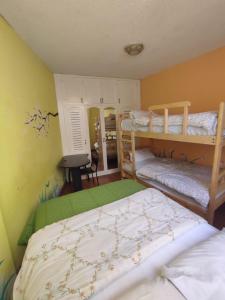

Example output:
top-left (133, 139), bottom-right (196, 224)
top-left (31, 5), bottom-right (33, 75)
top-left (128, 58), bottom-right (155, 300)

top-left (88, 107), bottom-right (104, 171)
top-left (104, 107), bottom-right (118, 169)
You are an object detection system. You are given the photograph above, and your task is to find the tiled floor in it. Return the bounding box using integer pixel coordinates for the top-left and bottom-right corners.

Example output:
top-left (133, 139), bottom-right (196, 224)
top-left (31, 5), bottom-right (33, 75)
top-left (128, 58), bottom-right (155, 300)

top-left (61, 172), bottom-right (225, 230)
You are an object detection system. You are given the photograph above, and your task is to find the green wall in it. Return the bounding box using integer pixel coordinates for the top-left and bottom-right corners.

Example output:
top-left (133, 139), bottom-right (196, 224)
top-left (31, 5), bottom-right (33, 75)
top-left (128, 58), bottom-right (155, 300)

top-left (0, 15), bottom-right (63, 286)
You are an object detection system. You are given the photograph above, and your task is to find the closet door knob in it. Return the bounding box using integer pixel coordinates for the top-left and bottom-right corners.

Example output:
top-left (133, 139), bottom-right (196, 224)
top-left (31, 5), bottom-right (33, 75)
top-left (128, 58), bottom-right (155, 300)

top-left (118, 98), bottom-right (121, 104)
top-left (81, 98), bottom-right (83, 103)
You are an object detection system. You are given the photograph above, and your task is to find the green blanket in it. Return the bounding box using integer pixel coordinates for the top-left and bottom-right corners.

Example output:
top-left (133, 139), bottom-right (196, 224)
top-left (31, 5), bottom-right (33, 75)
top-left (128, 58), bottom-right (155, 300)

top-left (18, 180), bottom-right (145, 245)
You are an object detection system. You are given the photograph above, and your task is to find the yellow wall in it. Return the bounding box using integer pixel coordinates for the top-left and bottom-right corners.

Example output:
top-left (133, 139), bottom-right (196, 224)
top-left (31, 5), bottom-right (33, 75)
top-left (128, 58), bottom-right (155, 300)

top-left (0, 210), bottom-right (15, 299)
top-left (141, 46), bottom-right (225, 165)
top-left (0, 16), bottom-right (63, 270)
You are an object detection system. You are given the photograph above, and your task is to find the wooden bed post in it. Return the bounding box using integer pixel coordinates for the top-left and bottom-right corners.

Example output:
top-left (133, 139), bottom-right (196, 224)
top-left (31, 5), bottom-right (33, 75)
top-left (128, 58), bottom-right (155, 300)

top-left (149, 109), bottom-right (153, 131)
top-left (164, 108), bottom-right (168, 133)
top-left (183, 104), bottom-right (189, 135)
top-left (118, 114), bottom-right (125, 178)
top-left (118, 112), bottom-right (136, 179)
top-left (131, 131), bottom-right (136, 178)
top-left (209, 102), bottom-right (225, 224)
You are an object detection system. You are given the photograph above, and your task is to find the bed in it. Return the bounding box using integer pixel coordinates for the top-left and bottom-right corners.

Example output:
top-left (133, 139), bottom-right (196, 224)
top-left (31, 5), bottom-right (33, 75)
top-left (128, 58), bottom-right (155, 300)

top-left (118, 101), bottom-right (225, 224)
top-left (14, 181), bottom-right (219, 300)
top-left (123, 147), bottom-right (225, 218)
top-left (122, 148), bottom-right (213, 208)
top-left (18, 180), bottom-right (145, 245)
top-left (136, 157), bottom-right (212, 208)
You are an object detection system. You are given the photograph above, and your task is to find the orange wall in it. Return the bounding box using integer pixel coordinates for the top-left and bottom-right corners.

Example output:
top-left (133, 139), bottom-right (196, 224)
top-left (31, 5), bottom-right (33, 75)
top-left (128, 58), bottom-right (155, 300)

top-left (141, 46), bottom-right (225, 165)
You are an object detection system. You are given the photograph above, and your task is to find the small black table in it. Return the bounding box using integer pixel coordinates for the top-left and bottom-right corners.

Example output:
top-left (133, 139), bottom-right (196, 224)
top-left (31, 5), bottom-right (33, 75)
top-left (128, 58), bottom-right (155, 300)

top-left (59, 154), bottom-right (90, 191)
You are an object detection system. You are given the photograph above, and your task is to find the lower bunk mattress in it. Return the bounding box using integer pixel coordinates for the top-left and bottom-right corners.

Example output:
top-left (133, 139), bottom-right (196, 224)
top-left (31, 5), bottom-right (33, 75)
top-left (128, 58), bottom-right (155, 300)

top-left (136, 157), bottom-right (212, 208)
top-left (14, 187), bottom-right (217, 300)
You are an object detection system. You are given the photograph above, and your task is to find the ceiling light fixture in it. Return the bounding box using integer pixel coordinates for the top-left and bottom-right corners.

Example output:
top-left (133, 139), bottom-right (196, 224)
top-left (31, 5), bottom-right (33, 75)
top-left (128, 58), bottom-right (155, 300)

top-left (124, 43), bottom-right (144, 56)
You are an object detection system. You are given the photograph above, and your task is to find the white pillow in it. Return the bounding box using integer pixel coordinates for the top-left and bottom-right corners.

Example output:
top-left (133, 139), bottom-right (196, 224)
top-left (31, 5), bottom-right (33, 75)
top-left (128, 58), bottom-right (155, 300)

top-left (129, 110), bottom-right (149, 119)
top-left (161, 229), bottom-right (225, 300)
top-left (129, 148), bottom-right (155, 162)
top-left (134, 116), bottom-right (149, 126)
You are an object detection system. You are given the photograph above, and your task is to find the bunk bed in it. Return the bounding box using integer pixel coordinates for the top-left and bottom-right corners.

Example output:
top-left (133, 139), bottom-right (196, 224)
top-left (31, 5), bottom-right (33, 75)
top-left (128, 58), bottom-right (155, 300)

top-left (118, 101), bottom-right (225, 224)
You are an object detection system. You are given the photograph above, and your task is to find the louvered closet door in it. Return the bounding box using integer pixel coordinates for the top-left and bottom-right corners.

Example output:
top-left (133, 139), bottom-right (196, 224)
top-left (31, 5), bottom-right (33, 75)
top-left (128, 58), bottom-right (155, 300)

top-left (63, 104), bottom-right (89, 155)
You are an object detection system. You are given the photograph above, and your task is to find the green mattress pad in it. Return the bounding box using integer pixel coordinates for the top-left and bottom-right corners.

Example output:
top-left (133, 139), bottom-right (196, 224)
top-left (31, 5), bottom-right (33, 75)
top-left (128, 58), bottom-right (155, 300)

top-left (18, 179), bottom-right (145, 246)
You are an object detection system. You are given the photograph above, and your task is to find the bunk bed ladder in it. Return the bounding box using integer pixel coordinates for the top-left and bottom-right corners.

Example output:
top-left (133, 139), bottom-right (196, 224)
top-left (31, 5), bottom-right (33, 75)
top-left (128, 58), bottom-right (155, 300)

top-left (118, 113), bottom-right (136, 179)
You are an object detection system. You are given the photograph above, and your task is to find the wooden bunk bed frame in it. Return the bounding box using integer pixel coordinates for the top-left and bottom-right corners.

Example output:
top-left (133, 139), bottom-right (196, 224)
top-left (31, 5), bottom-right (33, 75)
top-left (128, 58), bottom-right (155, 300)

top-left (118, 101), bottom-right (225, 224)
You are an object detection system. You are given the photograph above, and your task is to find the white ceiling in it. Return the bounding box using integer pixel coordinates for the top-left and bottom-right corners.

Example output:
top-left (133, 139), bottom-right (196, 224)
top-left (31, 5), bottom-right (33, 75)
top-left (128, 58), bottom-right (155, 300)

top-left (2, 0), bottom-right (225, 79)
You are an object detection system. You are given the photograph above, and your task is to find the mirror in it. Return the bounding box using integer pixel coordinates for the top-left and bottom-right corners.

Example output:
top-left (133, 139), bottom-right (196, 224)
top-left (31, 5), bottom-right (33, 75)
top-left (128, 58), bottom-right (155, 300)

top-left (88, 107), bottom-right (104, 171)
top-left (104, 107), bottom-right (118, 169)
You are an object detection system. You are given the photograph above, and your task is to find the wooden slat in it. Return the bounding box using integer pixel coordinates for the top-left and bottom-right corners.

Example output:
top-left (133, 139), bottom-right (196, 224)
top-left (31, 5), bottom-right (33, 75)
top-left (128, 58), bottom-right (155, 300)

top-left (149, 110), bottom-right (153, 131)
top-left (219, 168), bottom-right (225, 180)
top-left (210, 102), bottom-right (225, 196)
top-left (122, 159), bottom-right (133, 164)
top-left (208, 102), bottom-right (225, 224)
top-left (183, 105), bottom-right (188, 135)
top-left (149, 101), bottom-right (191, 111)
top-left (215, 191), bottom-right (225, 209)
top-left (122, 169), bottom-right (134, 178)
top-left (164, 108), bottom-right (168, 133)
top-left (120, 139), bottom-right (132, 143)
top-left (118, 129), bottom-right (125, 178)
top-left (133, 131), bottom-right (216, 145)
top-left (131, 131), bottom-right (136, 175)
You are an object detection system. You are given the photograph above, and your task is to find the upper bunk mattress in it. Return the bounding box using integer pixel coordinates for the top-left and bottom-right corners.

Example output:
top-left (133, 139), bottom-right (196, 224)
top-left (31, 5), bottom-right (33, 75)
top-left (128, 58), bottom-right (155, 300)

top-left (136, 158), bottom-right (212, 208)
top-left (121, 111), bottom-right (219, 136)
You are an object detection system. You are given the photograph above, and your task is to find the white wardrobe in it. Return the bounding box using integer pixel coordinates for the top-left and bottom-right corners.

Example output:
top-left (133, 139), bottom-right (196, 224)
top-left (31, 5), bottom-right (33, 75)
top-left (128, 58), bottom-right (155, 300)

top-left (54, 74), bottom-right (140, 175)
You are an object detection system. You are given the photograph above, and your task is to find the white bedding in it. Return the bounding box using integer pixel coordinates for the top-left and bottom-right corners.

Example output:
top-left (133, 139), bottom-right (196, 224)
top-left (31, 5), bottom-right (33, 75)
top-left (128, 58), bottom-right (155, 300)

top-left (161, 228), bottom-right (225, 300)
top-left (136, 158), bottom-right (211, 207)
top-left (122, 111), bottom-right (219, 136)
top-left (92, 223), bottom-right (217, 300)
top-left (14, 188), bottom-right (205, 300)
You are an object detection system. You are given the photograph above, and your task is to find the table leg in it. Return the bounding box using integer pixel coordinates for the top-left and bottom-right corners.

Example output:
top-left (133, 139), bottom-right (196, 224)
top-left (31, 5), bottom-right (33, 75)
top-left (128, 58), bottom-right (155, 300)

top-left (71, 167), bottom-right (82, 191)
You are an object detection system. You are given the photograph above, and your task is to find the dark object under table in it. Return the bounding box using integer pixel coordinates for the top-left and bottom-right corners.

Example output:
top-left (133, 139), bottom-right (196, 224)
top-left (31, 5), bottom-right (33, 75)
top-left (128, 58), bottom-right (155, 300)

top-left (59, 154), bottom-right (90, 191)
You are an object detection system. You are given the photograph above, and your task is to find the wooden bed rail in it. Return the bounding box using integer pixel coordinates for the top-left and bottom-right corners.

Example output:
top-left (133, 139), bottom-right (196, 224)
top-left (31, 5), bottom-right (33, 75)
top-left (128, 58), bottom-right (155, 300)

top-left (148, 101), bottom-right (191, 135)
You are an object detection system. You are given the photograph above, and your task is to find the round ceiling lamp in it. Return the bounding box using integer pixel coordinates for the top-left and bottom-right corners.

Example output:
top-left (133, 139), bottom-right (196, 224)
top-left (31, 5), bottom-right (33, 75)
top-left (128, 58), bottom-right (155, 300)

top-left (124, 43), bottom-right (144, 56)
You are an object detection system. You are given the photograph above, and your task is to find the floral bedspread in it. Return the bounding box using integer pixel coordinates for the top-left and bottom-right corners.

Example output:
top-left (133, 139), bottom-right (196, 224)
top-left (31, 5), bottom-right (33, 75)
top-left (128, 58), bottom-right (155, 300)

top-left (14, 188), bottom-right (204, 300)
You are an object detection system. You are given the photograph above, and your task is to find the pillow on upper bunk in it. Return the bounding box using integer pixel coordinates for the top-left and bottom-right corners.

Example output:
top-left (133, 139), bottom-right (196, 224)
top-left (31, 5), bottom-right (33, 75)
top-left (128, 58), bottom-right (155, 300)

top-left (160, 229), bottom-right (225, 300)
top-left (129, 110), bottom-right (149, 119)
top-left (135, 116), bottom-right (149, 126)
top-left (129, 148), bottom-right (155, 162)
